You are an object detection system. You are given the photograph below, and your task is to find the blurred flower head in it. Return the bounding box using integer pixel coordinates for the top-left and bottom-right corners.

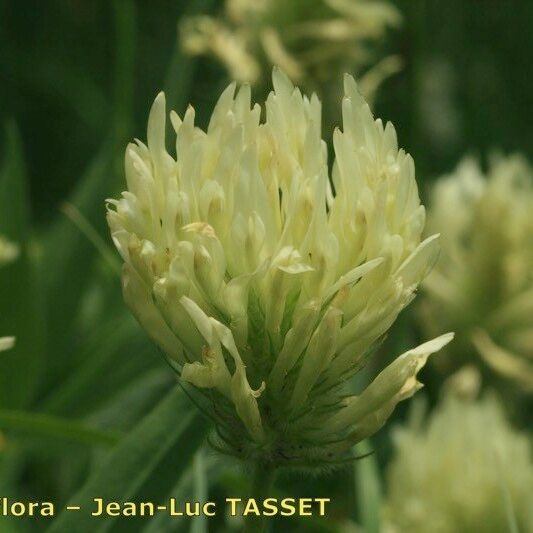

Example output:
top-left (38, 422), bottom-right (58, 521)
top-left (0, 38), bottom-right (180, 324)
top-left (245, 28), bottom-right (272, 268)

top-left (180, 0), bottom-right (402, 99)
top-left (421, 156), bottom-right (533, 392)
top-left (0, 336), bottom-right (15, 353)
top-left (0, 235), bottom-right (19, 266)
top-left (383, 394), bottom-right (533, 532)
top-left (107, 69), bottom-right (452, 467)
top-left (0, 236), bottom-right (18, 352)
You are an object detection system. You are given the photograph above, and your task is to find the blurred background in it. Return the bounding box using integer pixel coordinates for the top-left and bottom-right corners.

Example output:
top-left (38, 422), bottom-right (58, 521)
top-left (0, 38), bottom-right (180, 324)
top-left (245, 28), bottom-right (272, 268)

top-left (4, 0), bottom-right (533, 223)
top-left (0, 1), bottom-right (532, 531)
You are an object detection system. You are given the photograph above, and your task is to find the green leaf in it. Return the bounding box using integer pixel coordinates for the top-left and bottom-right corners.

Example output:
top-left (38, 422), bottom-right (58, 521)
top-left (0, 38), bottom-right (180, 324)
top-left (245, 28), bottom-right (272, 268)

top-left (0, 122), bottom-right (45, 408)
top-left (141, 473), bottom-right (194, 533)
top-left (89, 368), bottom-right (173, 433)
top-left (354, 440), bottom-right (382, 533)
top-left (42, 315), bottom-right (159, 417)
top-left (190, 450), bottom-right (208, 533)
top-left (0, 409), bottom-right (121, 447)
top-left (39, 0), bottom-right (137, 391)
top-left (39, 143), bottom-right (118, 388)
top-left (47, 388), bottom-right (208, 533)
top-left (141, 448), bottom-right (215, 533)
top-left (0, 124), bottom-right (29, 240)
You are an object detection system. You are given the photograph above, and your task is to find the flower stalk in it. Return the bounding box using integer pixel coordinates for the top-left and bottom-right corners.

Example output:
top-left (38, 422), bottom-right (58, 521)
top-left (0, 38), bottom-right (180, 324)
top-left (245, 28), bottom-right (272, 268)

top-left (244, 462), bottom-right (277, 533)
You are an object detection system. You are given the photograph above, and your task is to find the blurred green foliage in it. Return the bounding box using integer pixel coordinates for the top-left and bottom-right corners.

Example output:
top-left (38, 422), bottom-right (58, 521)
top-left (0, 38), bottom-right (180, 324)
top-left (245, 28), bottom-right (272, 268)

top-left (2, 1), bottom-right (533, 221)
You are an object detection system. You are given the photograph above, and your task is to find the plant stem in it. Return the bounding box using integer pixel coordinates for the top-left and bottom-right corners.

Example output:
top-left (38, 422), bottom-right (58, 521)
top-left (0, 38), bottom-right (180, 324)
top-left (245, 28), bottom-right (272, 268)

top-left (243, 461), bottom-right (276, 533)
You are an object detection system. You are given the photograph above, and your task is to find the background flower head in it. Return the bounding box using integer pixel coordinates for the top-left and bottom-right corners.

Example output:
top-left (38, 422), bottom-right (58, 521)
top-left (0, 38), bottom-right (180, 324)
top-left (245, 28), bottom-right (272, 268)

top-left (0, 235), bottom-right (19, 267)
top-left (383, 394), bottom-right (533, 532)
top-left (180, 0), bottom-right (402, 101)
top-left (0, 235), bottom-right (18, 353)
top-left (420, 155), bottom-right (533, 393)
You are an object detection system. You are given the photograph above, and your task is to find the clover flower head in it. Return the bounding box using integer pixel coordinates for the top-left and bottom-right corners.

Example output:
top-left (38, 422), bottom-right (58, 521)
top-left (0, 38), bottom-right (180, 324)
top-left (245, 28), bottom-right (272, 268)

top-left (383, 394), bottom-right (533, 532)
top-left (180, 0), bottom-right (402, 97)
top-left (421, 155), bottom-right (533, 392)
top-left (107, 69), bottom-right (452, 467)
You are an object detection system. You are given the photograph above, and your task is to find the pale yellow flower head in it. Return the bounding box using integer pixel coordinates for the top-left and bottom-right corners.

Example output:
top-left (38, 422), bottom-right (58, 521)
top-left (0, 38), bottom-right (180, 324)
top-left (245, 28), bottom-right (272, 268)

top-left (180, 0), bottom-right (402, 98)
top-left (0, 235), bottom-right (18, 352)
top-left (107, 69), bottom-right (452, 466)
top-left (0, 337), bottom-right (15, 353)
top-left (383, 394), bottom-right (533, 533)
top-left (0, 235), bottom-right (19, 267)
top-left (421, 156), bottom-right (533, 392)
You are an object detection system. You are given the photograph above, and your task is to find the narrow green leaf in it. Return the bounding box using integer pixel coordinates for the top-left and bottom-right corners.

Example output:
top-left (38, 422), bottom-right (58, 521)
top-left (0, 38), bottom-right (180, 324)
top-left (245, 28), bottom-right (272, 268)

top-left (61, 202), bottom-right (121, 275)
top-left (89, 369), bottom-right (173, 433)
top-left (354, 440), bottom-right (382, 533)
top-left (0, 122), bottom-right (45, 408)
top-left (42, 315), bottom-right (157, 417)
top-left (47, 389), bottom-right (208, 533)
top-left (40, 0), bottom-right (137, 390)
top-left (141, 471), bottom-right (195, 533)
top-left (142, 448), bottom-right (217, 533)
top-left (0, 409), bottom-right (121, 447)
top-left (39, 142), bottom-right (117, 388)
top-left (190, 450), bottom-right (207, 533)
top-left (0, 123), bottom-right (29, 239)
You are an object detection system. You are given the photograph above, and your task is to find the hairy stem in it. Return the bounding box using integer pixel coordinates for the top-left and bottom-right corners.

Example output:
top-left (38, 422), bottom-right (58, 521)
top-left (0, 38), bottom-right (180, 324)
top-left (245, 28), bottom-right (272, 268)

top-left (243, 461), bottom-right (276, 533)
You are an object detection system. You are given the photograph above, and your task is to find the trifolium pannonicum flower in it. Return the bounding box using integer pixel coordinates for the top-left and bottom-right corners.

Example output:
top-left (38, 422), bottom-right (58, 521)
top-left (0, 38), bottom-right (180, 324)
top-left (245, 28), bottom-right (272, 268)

top-left (107, 69), bottom-right (453, 467)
